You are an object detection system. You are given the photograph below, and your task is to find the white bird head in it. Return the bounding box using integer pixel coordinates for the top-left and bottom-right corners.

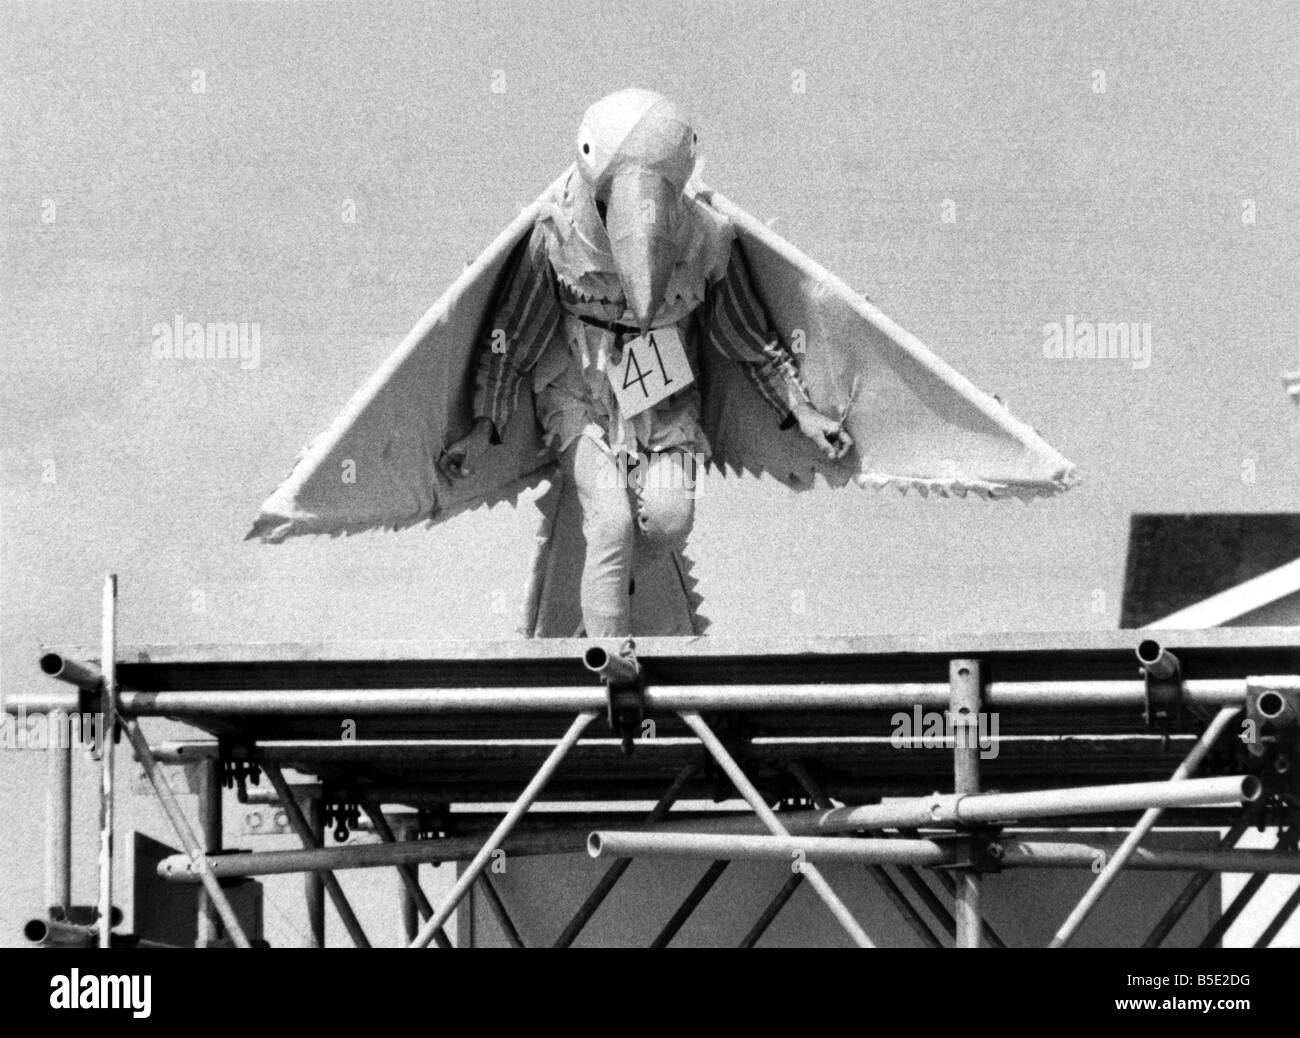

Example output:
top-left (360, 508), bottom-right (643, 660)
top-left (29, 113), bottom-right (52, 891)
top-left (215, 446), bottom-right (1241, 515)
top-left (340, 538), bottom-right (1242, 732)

top-left (575, 89), bottom-right (698, 334)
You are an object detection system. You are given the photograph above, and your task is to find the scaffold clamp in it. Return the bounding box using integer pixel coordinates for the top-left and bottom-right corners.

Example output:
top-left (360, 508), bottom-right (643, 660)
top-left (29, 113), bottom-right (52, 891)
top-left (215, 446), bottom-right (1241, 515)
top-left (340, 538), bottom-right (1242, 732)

top-left (1137, 640), bottom-right (1183, 739)
top-left (1244, 677), bottom-right (1300, 761)
top-left (219, 744), bottom-right (261, 794)
top-left (584, 639), bottom-right (645, 755)
top-left (323, 799), bottom-right (361, 843)
top-left (930, 828), bottom-right (1004, 874)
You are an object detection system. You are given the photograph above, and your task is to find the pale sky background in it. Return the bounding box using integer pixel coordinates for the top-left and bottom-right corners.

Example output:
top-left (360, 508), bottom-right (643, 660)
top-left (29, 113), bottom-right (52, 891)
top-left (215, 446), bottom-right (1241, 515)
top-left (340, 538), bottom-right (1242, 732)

top-left (1, 1), bottom-right (1297, 945)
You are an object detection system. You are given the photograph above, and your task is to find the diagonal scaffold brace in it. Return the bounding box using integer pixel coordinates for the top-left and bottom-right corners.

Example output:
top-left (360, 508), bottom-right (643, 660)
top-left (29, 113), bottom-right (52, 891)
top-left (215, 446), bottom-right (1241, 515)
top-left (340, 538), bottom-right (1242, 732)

top-left (788, 760), bottom-right (945, 948)
top-left (262, 762), bottom-right (372, 948)
top-left (739, 870), bottom-right (804, 948)
top-left (478, 871), bottom-right (526, 948)
top-left (677, 710), bottom-right (875, 948)
top-left (1049, 692), bottom-right (1243, 946)
top-left (1141, 809), bottom-right (1256, 947)
top-left (121, 718), bottom-right (253, 948)
top-left (1199, 825), bottom-right (1300, 947)
top-left (553, 761), bottom-right (698, 947)
top-left (361, 801), bottom-right (453, 948)
top-left (651, 859), bottom-right (729, 948)
top-left (409, 710), bottom-right (598, 948)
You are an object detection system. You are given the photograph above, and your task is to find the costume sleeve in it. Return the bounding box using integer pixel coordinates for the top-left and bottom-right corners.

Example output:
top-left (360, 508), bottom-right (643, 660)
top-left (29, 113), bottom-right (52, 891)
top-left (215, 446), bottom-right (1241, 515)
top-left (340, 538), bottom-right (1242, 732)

top-left (697, 238), bottom-right (812, 429)
top-left (471, 222), bottom-right (563, 444)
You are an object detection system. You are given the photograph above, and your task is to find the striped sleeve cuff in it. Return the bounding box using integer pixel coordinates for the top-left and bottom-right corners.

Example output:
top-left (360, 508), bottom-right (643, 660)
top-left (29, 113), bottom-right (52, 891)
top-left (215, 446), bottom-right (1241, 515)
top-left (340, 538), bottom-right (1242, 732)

top-left (703, 240), bottom-right (811, 424)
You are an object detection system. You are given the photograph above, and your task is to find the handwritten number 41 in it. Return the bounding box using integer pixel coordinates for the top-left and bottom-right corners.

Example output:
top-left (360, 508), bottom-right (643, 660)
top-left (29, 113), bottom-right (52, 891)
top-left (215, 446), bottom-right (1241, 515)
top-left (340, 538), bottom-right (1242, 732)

top-left (623, 334), bottom-right (674, 397)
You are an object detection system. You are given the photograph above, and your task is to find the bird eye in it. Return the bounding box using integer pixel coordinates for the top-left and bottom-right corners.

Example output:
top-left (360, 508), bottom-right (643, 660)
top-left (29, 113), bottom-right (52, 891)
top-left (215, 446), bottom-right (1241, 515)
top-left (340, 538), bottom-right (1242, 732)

top-left (582, 141), bottom-right (590, 155)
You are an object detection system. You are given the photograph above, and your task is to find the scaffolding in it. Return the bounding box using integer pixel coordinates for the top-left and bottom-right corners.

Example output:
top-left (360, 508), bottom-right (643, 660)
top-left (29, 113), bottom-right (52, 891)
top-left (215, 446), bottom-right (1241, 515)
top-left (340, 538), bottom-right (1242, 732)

top-left (12, 576), bottom-right (1300, 948)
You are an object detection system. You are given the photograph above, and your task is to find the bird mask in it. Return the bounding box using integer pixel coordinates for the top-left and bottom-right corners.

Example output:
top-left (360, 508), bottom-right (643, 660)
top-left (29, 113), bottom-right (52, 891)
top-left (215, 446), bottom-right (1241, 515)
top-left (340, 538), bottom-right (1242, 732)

top-left (574, 88), bottom-right (698, 335)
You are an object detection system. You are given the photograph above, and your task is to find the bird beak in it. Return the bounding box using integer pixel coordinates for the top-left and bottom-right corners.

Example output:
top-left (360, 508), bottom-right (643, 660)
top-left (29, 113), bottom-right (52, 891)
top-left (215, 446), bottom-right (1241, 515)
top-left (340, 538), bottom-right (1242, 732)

top-left (604, 170), bottom-right (680, 336)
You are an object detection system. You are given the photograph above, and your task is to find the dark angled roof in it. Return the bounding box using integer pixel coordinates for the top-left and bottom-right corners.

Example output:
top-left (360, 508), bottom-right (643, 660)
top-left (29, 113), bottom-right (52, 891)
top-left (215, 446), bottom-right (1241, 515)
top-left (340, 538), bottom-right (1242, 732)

top-left (1120, 513), bottom-right (1300, 627)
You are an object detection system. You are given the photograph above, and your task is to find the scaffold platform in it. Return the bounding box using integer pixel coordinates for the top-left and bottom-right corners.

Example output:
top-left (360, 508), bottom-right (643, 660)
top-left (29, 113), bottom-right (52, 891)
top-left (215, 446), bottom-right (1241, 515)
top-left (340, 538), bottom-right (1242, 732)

top-left (13, 586), bottom-right (1300, 949)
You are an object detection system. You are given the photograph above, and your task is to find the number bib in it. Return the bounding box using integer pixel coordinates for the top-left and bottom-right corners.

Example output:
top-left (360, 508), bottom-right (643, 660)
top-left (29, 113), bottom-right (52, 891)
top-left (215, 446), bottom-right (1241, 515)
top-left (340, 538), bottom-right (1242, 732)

top-left (607, 326), bottom-right (694, 418)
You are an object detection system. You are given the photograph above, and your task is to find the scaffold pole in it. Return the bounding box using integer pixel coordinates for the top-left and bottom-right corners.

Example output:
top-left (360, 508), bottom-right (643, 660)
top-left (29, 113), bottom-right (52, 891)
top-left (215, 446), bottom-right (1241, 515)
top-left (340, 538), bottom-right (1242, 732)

top-left (97, 574), bottom-right (116, 949)
top-left (952, 659), bottom-right (982, 949)
top-left (45, 734), bottom-right (72, 919)
top-left (305, 796), bottom-right (326, 948)
top-left (196, 758), bottom-right (222, 947)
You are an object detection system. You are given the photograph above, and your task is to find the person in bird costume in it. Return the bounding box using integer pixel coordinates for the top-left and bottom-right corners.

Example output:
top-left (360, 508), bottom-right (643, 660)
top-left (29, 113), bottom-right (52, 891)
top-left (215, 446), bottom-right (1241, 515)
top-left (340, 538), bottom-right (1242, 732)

top-left (438, 89), bottom-right (853, 638)
top-left (248, 89), bottom-right (1076, 638)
